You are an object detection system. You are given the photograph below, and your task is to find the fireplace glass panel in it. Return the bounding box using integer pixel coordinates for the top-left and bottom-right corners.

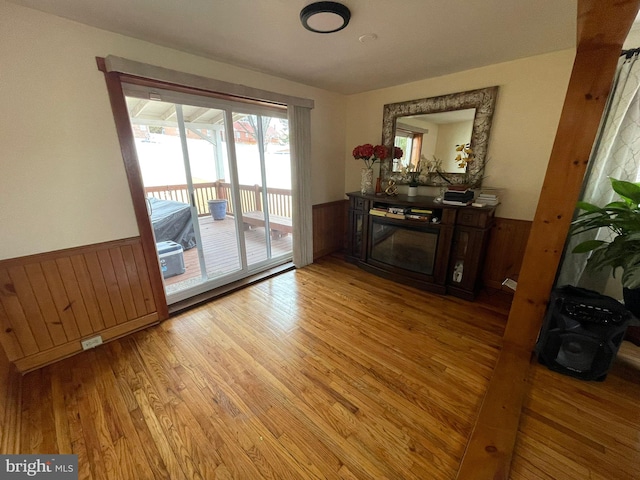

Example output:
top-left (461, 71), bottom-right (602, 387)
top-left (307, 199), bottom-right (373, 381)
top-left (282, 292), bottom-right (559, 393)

top-left (370, 220), bottom-right (439, 275)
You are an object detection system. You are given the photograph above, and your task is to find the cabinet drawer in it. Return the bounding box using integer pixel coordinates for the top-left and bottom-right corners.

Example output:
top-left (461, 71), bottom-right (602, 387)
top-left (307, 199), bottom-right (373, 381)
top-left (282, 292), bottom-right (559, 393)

top-left (351, 196), bottom-right (366, 211)
top-left (457, 209), bottom-right (493, 228)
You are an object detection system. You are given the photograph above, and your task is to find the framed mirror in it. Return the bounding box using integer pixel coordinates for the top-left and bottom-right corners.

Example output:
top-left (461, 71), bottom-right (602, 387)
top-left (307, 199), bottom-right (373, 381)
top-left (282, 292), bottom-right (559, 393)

top-left (380, 86), bottom-right (498, 187)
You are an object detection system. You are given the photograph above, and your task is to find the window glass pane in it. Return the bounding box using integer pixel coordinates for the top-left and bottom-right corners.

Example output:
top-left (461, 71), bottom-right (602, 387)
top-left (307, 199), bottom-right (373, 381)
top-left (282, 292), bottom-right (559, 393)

top-left (233, 114), bottom-right (292, 267)
top-left (122, 84), bottom-right (293, 303)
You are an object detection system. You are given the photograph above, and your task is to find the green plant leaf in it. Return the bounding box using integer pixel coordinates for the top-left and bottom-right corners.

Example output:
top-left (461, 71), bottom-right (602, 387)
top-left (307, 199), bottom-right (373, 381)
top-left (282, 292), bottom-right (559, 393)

top-left (576, 201), bottom-right (601, 212)
top-left (570, 178), bottom-right (640, 286)
top-left (624, 251), bottom-right (640, 268)
top-left (572, 240), bottom-right (605, 253)
top-left (586, 247), bottom-right (611, 271)
top-left (624, 231), bottom-right (640, 242)
top-left (570, 211), bottom-right (616, 233)
top-left (611, 178), bottom-right (640, 204)
top-left (622, 267), bottom-right (640, 289)
top-left (603, 201), bottom-right (632, 210)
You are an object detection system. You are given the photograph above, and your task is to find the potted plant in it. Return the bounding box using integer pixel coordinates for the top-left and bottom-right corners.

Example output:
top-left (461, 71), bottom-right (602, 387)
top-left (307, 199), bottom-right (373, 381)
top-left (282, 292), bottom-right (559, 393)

top-left (407, 171), bottom-right (420, 196)
top-left (570, 177), bottom-right (640, 316)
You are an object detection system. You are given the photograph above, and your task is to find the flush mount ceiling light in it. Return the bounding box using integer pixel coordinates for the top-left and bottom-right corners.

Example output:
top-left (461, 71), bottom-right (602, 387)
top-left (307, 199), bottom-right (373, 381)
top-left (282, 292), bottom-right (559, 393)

top-left (300, 2), bottom-right (351, 34)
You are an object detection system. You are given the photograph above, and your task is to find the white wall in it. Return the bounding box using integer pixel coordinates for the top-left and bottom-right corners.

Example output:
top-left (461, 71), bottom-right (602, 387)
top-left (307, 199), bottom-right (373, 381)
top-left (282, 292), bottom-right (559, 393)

top-left (345, 50), bottom-right (575, 220)
top-left (434, 121), bottom-right (473, 172)
top-left (421, 123), bottom-right (438, 161)
top-left (0, 1), bottom-right (576, 260)
top-left (0, 1), bottom-right (346, 260)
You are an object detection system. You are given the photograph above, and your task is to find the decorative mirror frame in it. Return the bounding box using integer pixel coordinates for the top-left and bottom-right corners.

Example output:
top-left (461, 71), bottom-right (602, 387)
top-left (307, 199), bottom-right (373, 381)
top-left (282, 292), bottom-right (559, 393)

top-left (380, 86), bottom-right (499, 187)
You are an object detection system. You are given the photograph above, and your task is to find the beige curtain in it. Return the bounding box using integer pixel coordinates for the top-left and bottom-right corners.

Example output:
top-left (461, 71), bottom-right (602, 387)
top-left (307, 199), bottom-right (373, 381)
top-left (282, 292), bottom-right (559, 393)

top-left (288, 105), bottom-right (314, 267)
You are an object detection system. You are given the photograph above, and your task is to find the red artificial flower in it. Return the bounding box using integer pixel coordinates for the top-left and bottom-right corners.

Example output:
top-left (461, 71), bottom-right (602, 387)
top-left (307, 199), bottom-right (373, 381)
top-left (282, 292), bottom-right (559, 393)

top-left (373, 145), bottom-right (388, 160)
top-left (361, 144), bottom-right (374, 158)
top-left (353, 143), bottom-right (389, 168)
top-left (393, 147), bottom-right (403, 159)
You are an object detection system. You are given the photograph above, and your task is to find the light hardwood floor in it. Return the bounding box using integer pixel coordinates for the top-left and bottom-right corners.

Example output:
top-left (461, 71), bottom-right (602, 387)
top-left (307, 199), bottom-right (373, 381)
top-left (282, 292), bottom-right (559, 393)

top-left (13, 255), bottom-right (640, 479)
top-left (512, 341), bottom-right (640, 480)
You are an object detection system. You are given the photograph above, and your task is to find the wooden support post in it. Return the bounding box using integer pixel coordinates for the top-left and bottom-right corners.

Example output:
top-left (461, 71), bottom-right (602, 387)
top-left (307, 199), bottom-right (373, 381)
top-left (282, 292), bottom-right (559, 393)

top-left (254, 184), bottom-right (263, 211)
top-left (456, 1), bottom-right (640, 479)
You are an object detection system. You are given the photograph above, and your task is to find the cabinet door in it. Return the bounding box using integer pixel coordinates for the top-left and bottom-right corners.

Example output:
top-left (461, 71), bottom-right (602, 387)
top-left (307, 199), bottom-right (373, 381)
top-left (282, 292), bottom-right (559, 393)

top-left (448, 227), bottom-right (486, 296)
top-left (348, 210), bottom-right (366, 260)
top-left (346, 195), bottom-right (369, 262)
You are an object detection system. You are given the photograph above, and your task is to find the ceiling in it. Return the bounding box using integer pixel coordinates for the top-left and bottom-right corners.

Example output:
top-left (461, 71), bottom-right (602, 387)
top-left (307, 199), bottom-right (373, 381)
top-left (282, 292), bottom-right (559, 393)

top-left (9, 0), bottom-right (578, 95)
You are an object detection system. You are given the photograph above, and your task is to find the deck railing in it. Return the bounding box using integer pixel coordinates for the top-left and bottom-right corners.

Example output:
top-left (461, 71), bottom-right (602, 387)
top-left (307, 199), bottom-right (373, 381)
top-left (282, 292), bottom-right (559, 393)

top-left (144, 182), bottom-right (292, 218)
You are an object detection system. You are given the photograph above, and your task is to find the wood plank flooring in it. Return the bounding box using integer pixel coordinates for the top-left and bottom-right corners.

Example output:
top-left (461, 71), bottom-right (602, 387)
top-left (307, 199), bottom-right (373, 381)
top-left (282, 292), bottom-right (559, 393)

top-left (11, 255), bottom-right (640, 479)
top-left (511, 341), bottom-right (640, 480)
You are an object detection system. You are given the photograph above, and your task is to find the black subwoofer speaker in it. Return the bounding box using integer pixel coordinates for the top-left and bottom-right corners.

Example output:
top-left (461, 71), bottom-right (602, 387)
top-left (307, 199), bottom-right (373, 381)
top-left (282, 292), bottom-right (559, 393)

top-left (536, 286), bottom-right (632, 381)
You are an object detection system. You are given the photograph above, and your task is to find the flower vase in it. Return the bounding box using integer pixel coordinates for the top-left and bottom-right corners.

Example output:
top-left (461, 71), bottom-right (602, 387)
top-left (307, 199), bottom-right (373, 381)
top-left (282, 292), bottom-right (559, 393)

top-left (360, 167), bottom-right (374, 195)
top-left (408, 185), bottom-right (418, 197)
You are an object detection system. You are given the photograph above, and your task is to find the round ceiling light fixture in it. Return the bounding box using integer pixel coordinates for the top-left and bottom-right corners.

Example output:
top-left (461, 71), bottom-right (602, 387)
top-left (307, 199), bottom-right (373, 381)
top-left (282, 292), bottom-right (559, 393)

top-left (300, 2), bottom-right (351, 34)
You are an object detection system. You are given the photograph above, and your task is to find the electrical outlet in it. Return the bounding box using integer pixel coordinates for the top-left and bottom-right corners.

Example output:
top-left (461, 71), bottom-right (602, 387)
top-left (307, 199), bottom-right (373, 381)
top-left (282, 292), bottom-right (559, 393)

top-left (81, 335), bottom-right (103, 350)
top-left (502, 278), bottom-right (518, 291)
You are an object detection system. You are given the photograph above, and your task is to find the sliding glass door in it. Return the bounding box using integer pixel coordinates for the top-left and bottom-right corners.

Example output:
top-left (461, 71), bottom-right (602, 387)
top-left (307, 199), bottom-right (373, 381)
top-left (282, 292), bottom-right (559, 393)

top-left (232, 113), bottom-right (292, 267)
top-left (123, 84), bottom-right (292, 303)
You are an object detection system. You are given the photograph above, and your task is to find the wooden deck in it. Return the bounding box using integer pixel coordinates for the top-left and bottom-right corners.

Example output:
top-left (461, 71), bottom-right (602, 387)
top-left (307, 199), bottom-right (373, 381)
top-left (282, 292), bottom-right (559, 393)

top-left (163, 215), bottom-right (292, 291)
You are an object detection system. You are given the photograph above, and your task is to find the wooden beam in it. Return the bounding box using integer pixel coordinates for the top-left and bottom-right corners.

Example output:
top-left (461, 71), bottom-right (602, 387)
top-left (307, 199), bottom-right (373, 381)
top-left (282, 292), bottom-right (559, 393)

top-left (505, 0), bottom-right (640, 349)
top-left (128, 117), bottom-right (225, 132)
top-left (457, 342), bottom-right (531, 479)
top-left (129, 99), bottom-right (149, 118)
top-left (456, 1), bottom-right (640, 479)
top-left (185, 107), bottom-right (208, 123)
top-left (160, 104), bottom-right (176, 121)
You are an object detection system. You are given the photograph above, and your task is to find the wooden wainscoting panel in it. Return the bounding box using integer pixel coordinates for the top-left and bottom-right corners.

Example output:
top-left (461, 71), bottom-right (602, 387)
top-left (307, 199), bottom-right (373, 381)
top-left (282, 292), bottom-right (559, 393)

top-left (85, 251), bottom-right (119, 329)
top-left (41, 259), bottom-right (82, 341)
top-left (0, 237), bottom-right (160, 372)
top-left (482, 218), bottom-right (532, 291)
top-left (0, 301), bottom-right (23, 361)
top-left (55, 257), bottom-right (94, 337)
top-left (0, 331), bottom-right (14, 409)
top-left (0, 268), bottom-right (40, 357)
top-left (313, 199), bottom-right (349, 260)
top-left (0, 345), bottom-right (21, 454)
top-left (69, 253), bottom-right (107, 332)
top-left (132, 242), bottom-right (156, 314)
top-left (23, 263), bottom-right (69, 346)
top-left (97, 248), bottom-right (130, 325)
top-left (5, 266), bottom-right (55, 351)
top-left (121, 244), bottom-right (149, 317)
top-left (13, 313), bottom-right (158, 373)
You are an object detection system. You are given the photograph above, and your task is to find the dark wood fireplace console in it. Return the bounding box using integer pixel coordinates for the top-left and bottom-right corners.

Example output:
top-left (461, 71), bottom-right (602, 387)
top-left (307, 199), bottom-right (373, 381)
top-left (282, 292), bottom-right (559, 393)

top-left (345, 192), bottom-right (496, 300)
